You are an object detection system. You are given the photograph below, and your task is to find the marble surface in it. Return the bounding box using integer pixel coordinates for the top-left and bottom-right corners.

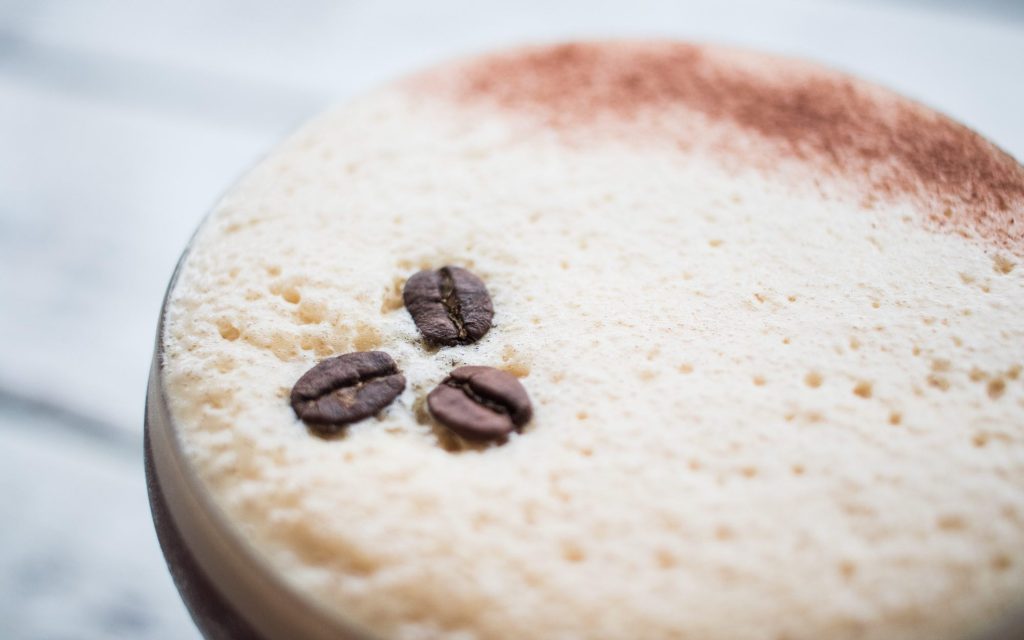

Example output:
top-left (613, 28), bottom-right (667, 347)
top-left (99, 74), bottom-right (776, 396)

top-left (1, 1), bottom-right (1022, 638)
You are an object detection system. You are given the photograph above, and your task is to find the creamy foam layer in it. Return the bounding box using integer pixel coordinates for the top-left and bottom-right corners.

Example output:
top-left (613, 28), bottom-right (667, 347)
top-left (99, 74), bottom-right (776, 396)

top-left (164, 43), bottom-right (1024, 640)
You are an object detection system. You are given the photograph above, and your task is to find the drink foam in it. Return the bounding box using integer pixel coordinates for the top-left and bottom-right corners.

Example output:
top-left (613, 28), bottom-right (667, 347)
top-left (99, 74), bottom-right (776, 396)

top-left (163, 42), bottom-right (1024, 639)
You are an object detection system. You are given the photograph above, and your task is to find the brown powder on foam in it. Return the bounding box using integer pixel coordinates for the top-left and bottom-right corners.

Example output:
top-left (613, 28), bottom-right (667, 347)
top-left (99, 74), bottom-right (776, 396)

top-left (435, 42), bottom-right (1024, 252)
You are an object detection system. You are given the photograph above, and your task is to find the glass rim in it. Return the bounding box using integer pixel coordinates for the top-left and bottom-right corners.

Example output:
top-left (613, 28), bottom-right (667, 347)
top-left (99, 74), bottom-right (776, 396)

top-left (142, 52), bottom-right (1024, 636)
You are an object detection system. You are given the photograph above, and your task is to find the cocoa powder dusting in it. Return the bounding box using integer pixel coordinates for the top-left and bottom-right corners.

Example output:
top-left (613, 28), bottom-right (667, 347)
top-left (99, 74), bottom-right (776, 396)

top-left (439, 42), bottom-right (1024, 251)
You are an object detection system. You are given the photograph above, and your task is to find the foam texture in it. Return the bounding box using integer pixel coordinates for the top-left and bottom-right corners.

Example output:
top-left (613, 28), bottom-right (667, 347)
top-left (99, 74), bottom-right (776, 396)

top-left (163, 42), bottom-right (1024, 640)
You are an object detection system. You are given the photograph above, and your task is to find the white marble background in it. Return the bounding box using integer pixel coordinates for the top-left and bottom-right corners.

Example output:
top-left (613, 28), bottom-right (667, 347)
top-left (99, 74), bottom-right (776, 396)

top-left (1, 1), bottom-right (1022, 638)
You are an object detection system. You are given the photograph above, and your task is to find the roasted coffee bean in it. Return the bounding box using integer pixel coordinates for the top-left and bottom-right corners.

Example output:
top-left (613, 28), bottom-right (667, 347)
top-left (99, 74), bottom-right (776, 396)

top-left (403, 266), bottom-right (493, 347)
top-left (427, 366), bottom-right (532, 441)
top-left (290, 351), bottom-right (405, 434)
